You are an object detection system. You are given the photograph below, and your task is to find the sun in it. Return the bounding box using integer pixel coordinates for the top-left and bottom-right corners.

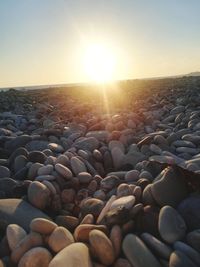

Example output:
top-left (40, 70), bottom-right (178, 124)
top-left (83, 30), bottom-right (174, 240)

top-left (83, 43), bottom-right (116, 83)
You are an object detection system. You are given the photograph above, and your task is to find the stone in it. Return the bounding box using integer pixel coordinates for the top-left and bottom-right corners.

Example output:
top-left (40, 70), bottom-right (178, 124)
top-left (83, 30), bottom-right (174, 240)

top-left (81, 198), bottom-right (104, 218)
top-left (74, 137), bottom-right (99, 151)
top-left (187, 230), bottom-right (200, 253)
top-left (122, 234), bottom-right (162, 267)
top-left (151, 167), bottom-right (188, 207)
top-left (121, 150), bottom-right (146, 169)
top-left (14, 155), bottom-right (28, 173)
top-left (125, 169), bottom-right (140, 182)
top-left (30, 218), bottom-right (57, 235)
top-left (5, 135), bottom-right (32, 153)
top-left (117, 184), bottom-right (132, 198)
top-left (6, 224), bottom-right (27, 251)
top-left (0, 199), bottom-right (50, 231)
top-left (0, 178), bottom-right (17, 198)
top-left (11, 232), bottom-right (43, 264)
top-left (178, 196), bottom-right (200, 230)
top-left (28, 162), bottom-right (43, 180)
top-left (114, 258), bottom-right (132, 267)
top-left (110, 195), bottom-right (135, 211)
top-left (74, 224), bottom-right (107, 242)
top-left (158, 205), bottom-right (187, 244)
top-left (141, 232), bottom-right (172, 260)
top-left (18, 247), bottom-right (52, 267)
top-left (70, 157), bottom-right (87, 175)
top-left (37, 164), bottom-right (53, 176)
top-left (55, 215), bottom-right (79, 231)
top-left (28, 181), bottom-right (51, 210)
top-left (100, 175), bottom-right (120, 191)
top-left (29, 151), bottom-right (47, 163)
top-left (77, 172), bottom-right (92, 184)
top-left (89, 229), bottom-right (115, 265)
top-left (25, 140), bottom-right (49, 152)
top-left (55, 163), bottom-right (73, 179)
top-left (169, 250), bottom-right (197, 267)
top-left (48, 143), bottom-right (64, 153)
top-left (0, 166), bottom-right (10, 179)
top-left (48, 226), bottom-right (74, 253)
top-left (61, 188), bottom-right (76, 203)
top-left (174, 241), bottom-right (200, 266)
top-left (110, 225), bottom-right (122, 257)
top-left (49, 242), bottom-right (92, 267)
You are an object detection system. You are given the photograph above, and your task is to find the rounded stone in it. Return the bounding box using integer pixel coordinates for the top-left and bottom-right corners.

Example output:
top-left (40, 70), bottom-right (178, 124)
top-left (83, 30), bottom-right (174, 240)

top-left (174, 241), bottom-right (200, 266)
top-left (187, 230), bottom-right (200, 253)
top-left (117, 184), bottom-right (132, 198)
top-left (37, 165), bottom-right (53, 176)
top-left (49, 242), bottom-right (93, 267)
top-left (110, 225), bottom-right (122, 257)
top-left (11, 232), bottom-right (43, 264)
top-left (6, 224), bottom-right (27, 251)
top-left (29, 151), bottom-right (47, 163)
top-left (0, 166), bottom-right (11, 179)
top-left (55, 163), bottom-right (73, 180)
top-left (70, 157), bottom-right (87, 175)
top-left (151, 167), bottom-right (188, 207)
top-left (0, 199), bottom-right (50, 232)
top-left (48, 226), bottom-right (74, 253)
top-left (28, 162), bottom-right (43, 180)
top-left (81, 198), bottom-right (104, 218)
top-left (141, 232), bottom-right (172, 260)
top-left (55, 215), bottom-right (79, 231)
top-left (61, 189), bottom-right (76, 203)
top-left (169, 250), bottom-right (197, 267)
top-left (30, 218), bottom-right (57, 235)
top-left (125, 170), bottom-right (140, 182)
top-left (89, 229), bottom-right (115, 265)
top-left (74, 224), bottom-right (107, 242)
top-left (122, 234), bottom-right (162, 267)
top-left (18, 247), bottom-right (52, 267)
top-left (110, 195), bottom-right (135, 211)
top-left (159, 205), bottom-right (187, 244)
top-left (114, 258), bottom-right (132, 267)
top-left (77, 172), bottom-right (92, 184)
top-left (178, 196), bottom-right (200, 230)
top-left (28, 181), bottom-right (51, 210)
top-left (100, 175), bottom-right (120, 191)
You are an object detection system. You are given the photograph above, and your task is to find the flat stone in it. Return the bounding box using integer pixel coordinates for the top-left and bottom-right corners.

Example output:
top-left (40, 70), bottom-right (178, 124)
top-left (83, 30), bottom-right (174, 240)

top-left (0, 199), bottom-right (50, 231)
top-left (0, 178), bottom-right (17, 198)
top-left (100, 175), bottom-right (120, 191)
top-left (6, 224), bottom-right (27, 251)
top-left (151, 167), bottom-right (188, 207)
top-left (89, 229), bottom-right (115, 265)
top-left (48, 226), bottom-right (74, 253)
top-left (122, 234), bottom-right (162, 267)
top-left (55, 163), bottom-right (73, 179)
top-left (77, 172), bottom-right (92, 184)
top-left (48, 143), bottom-right (64, 153)
top-left (158, 205), bottom-right (187, 244)
top-left (25, 140), bottom-right (49, 152)
top-left (18, 247), bottom-right (52, 267)
top-left (49, 242), bottom-right (93, 267)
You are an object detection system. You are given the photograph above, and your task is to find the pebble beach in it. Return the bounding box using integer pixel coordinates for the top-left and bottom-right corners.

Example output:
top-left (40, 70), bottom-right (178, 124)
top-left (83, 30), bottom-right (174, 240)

top-left (1, 77), bottom-right (200, 267)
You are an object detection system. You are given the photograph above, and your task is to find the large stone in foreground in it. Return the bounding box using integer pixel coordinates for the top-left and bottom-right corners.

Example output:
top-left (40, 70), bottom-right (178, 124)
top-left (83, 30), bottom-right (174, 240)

top-left (122, 234), bottom-right (162, 267)
top-left (49, 242), bottom-right (92, 267)
top-left (0, 199), bottom-right (50, 231)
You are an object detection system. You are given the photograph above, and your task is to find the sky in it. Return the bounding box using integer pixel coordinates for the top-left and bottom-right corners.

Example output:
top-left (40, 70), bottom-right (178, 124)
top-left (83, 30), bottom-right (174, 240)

top-left (0, 0), bottom-right (200, 87)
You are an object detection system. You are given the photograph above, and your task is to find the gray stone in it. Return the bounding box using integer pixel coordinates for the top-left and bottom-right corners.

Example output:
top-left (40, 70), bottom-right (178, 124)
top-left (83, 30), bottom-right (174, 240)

top-left (122, 234), bottom-right (162, 267)
top-left (159, 205), bottom-right (187, 244)
top-left (0, 199), bottom-right (50, 231)
top-left (169, 250), bottom-right (197, 267)
top-left (0, 166), bottom-right (10, 178)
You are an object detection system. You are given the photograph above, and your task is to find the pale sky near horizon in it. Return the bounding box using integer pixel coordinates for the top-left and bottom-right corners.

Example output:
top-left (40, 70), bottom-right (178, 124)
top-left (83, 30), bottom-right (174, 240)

top-left (0, 0), bottom-right (200, 87)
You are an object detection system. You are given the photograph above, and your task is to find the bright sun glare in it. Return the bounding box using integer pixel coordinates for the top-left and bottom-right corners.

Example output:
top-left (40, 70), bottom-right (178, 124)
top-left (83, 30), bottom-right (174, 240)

top-left (83, 43), bottom-right (116, 83)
